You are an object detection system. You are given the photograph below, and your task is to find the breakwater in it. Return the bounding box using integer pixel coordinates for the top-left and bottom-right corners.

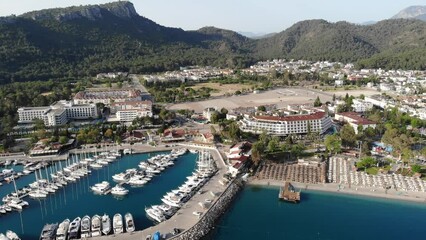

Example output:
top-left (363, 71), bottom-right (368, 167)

top-left (171, 178), bottom-right (244, 240)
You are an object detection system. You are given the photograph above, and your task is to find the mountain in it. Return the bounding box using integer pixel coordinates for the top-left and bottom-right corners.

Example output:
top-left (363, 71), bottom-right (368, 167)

top-left (0, 1), bottom-right (425, 85)
top-left (256, 19), bottom-right (426, 69)
top-left (392, 6), bottom-right (426, 21)
top-left (0, 1), bottom-right (254, 85)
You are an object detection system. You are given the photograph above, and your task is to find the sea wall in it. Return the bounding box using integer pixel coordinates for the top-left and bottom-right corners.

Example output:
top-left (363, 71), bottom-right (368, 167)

top-left (170, 178), bottom-right (244, 240)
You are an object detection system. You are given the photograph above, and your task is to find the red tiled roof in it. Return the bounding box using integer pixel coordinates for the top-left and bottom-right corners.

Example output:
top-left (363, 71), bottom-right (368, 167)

top-left (112, 100), bottom-right (152, 106)
top-left (337, 112), bottom-right (376, 125)
top-left (254, 111), bottom-right (326, 122)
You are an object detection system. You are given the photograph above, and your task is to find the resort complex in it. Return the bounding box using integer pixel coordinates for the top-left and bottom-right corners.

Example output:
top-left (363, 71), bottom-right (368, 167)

top-left (239, 111), bottom-right (333, 136)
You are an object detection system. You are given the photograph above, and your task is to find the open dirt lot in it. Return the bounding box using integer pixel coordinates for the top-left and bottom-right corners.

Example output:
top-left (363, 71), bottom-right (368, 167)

top-left (191, 82), bottom-right (248, 97)
top-left (168, 87), bottom-right (379, 113)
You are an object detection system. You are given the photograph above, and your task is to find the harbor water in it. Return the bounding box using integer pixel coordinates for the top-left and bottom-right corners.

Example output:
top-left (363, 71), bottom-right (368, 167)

top-left (0, 151), bottom-right (197, 239)
top-left (208, 185), bottom-right (426, 240)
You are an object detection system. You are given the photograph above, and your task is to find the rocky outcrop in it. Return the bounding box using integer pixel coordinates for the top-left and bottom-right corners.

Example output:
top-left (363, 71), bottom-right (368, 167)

top-left (20, 1), bottom-right (138, 21)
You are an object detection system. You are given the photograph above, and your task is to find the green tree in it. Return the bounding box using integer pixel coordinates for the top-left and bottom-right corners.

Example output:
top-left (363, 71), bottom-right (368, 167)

top-left (356, 157), bottom-right (377, 169)
top-left (104, 129), bottom-right (113, 138)
top-left (267, 136), bottom-right (280, 153)
top-left (340, 124), bottom-right (356, 148)
top-left (313, 96), bottom-right (322, 107)
top-left (411, 165), bottom-right (422, 173)
top-left (251, 141), bottom-right (265, 165)
top-left (257, 105), bottom-right (266, 112)
top-left (59, 136), bottom-right (68, 144)
top-left (324, 134), bottom-right (342, 155)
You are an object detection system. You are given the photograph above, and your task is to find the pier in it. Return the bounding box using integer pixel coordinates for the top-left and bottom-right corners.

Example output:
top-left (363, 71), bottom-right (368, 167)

top-left (279, 182), bottom-right (300, 203)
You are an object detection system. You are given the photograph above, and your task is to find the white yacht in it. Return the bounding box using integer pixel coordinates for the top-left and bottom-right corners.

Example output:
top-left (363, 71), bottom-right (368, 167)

top-left (128, 175), bottom-right (147, 186)
top-left (125, 212), bottom-right (135, 233)
top-left (113, 213), bottom-right (123, 234)
top-left (68, 217), bottom-right (81, 240)
top-left (111, 185), bottom-right (129, 196)
top-left (145, 207), bottom-right (166, 223)
top-left (55, 219), bottom-right (70, 240)
top-left (101, 214), bottom-right (111, 235)
top-left (5, 230), bottom-right (20, 240)
top-left (90, 181), bottom-right (110, 194)
top-left (91, 215), bottom-right (102, 237)
top-left (112, 169), bottom-right (136, 183)
top-left (80, 215), bottom-right (91, 238)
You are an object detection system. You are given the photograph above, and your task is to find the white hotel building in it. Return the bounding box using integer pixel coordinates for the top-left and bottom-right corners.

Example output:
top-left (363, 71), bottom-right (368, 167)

top-left (18, 100), bottom-right (97, 126)
top-left (110, 100), bottom-right (153, 122)
top-left (239, 111), bottom-right (333, 136)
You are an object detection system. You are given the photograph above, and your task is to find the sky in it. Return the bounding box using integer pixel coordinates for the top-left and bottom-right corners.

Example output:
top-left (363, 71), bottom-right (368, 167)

top-left (0, 0), bottom-right (424, 33)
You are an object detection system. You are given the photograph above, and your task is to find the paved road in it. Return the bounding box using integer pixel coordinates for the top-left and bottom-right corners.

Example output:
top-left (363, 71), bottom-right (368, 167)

top-left (129, 74), bottom-right (152, 101)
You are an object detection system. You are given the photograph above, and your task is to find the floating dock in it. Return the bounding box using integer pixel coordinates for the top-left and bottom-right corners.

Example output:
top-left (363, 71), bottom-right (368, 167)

top-left (279, 182), bottom-right (301, 203)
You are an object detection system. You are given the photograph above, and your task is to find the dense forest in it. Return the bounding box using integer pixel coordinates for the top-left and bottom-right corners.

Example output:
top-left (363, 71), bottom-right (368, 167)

top-left (0, 1), bottom-right (425, 86)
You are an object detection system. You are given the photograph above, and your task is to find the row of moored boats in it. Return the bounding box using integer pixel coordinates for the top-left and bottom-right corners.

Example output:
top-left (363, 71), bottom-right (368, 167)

top-left (40, 212), bottom-right (134, 240)
top-left (145, 150), bottom-right (216, 223)
top-left (90, 149), bottom-right (188, 196)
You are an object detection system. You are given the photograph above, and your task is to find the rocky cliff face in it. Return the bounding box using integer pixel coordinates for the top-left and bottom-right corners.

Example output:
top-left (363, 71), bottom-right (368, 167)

top-left (392, 6), bottom-right (426, 20)
top-left (20, 1), bottom-right (138, 21)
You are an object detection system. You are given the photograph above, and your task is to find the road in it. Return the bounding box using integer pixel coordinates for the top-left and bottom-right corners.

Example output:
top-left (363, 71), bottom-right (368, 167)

top-left (129, 74), bottom-right (152, 101)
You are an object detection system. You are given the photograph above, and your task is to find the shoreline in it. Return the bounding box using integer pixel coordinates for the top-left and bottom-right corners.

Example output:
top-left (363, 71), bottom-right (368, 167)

top-left (248, 179), bottom-right (426, 204)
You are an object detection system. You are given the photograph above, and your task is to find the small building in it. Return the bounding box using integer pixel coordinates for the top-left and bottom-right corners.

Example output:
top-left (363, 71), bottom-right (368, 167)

top-left (122, 131), bottom-right (146, 143)
top-left (351, 99), bottom-right (373, 113)
top-left (161, 129), bottom-right (186, 142)
top-left (227, 141), bottom-right (252, 165)
top-left (334, 112), bottom-right (376, 134)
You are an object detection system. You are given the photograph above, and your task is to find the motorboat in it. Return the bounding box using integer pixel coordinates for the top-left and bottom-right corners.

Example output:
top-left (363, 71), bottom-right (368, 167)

top-left (128, 175), bottom-right (147, 186)
top-left (101, 214), bottom-right (111, 235)
top-left (68, 217), bottom-right (81, 239)
top-left (91, 215), bottom-right (102, 237)
top-left (113, 213), bottom-right (123, 234)
top-left (125, 212), bottom-right (135, 233)
top-left (145, 207), bottom-right (166, 223)
top-left (55, 219), bottom-right (70, 240)
top-left (5, 230), bottom-right (20, 240)
top-left (80, 215), bottom-right (91, 238)
top-left (90, 181), bottom-right (110, 194)
top-left (112, 169), bottom-right (137, 183)
top-left (39, 223), bottom-right (58, 240)
top-left (0, 205), bottom-right (6, 214)
top-left (0, 234), bottom-right (7, 240)
top-left (111, 185), bottom-right (129, 196)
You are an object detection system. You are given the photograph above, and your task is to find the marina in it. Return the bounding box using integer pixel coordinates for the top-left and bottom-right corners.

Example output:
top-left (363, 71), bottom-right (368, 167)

top-left (0, 150), bottom-right (198, 239)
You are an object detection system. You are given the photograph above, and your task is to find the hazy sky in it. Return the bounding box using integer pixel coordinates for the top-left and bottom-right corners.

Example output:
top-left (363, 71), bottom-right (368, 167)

top-left (0, 0), bottom-right (424, 33)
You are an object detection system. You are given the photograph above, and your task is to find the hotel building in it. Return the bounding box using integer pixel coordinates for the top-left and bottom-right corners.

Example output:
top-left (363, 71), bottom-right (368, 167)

top-left (18, 100), bottom-right (97, 126)
top-left (239, 111), bottom-right (333, 136)
top-left (110, 100), bottom-right (153, 122)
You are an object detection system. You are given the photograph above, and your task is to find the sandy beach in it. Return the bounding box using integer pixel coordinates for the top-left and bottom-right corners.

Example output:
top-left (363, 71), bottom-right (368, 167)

top-left (248, 178), bottom-right (426, 204)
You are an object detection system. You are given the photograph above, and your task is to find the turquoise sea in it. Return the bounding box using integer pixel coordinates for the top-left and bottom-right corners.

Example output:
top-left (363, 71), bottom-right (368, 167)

top-left (208, 186), bottom-right (426, 240)
top-left (0, 152), bottom-right (197, 239)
